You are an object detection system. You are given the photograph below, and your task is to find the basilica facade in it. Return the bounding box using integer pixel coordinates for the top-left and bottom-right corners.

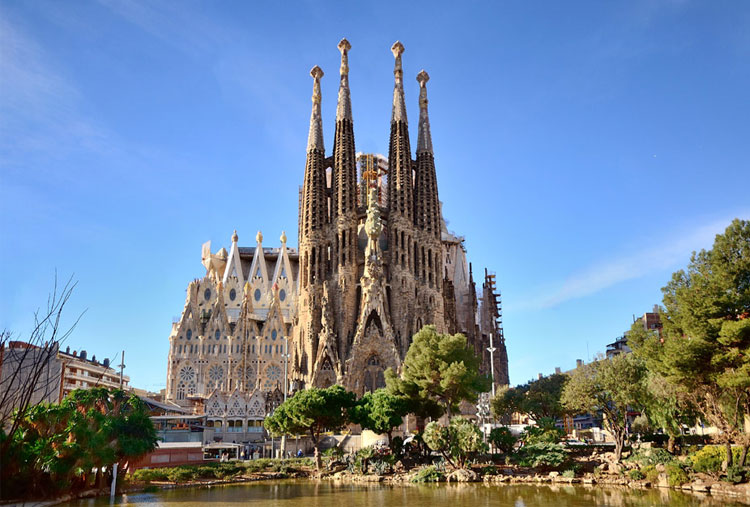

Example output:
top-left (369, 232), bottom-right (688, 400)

top-left (165, 40), bottom-right (509, 413)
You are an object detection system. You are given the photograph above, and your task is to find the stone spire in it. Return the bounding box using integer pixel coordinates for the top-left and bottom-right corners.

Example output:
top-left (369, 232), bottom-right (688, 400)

top-left (387, 41), bottom-right (413, 221)
top-left (332, 38), bottom-right (358, 277)
top-left (300, 65), bottom-right (328, 243)
top-left (391, 41), bottom-right (407, 123)
top-left (336, 38), bottom-right (352, 121)
top-left (416, 70), bottom-right (433, 154)
top-left (414, 69), bottom-right (440, 238)
top-left (307, 66), bottom-right (324, 152)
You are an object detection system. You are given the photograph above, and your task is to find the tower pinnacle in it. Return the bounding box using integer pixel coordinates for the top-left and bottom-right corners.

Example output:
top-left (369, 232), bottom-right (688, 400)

top-left (336, 38), bottom-right (352, 121)
top-left (307, 65), bottom-right (324, 152)
top-left (416, 70), bottom-right (433, 154)
top-left (391, 41), bottom-right (407, 123)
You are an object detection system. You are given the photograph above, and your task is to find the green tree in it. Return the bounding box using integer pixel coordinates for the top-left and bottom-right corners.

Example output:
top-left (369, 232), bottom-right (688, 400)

top-left (627, 321), bottom-right (699, 452)
top-left (488, 426), bottom-right (517, 454)
top-left (264, 385), bottom-right (356, 471)
top-left (423, 417), bottom-right (487, 468)
top-left (633, 219), bottom-right (750, 467)
top-left (385, 325), bottom-right (490, 418)
top-left (350, 389), bottom-right (409, 448)
top-left (561, 354), bottom-right (647, 462)
top-left (491, 373), bottom-right (568, 422)
top-left (1, 388), bottom-right (157, 500)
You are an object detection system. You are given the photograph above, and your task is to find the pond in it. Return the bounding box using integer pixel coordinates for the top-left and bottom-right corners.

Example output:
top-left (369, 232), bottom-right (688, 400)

top-left (69, 479), bottom-right (742, 506)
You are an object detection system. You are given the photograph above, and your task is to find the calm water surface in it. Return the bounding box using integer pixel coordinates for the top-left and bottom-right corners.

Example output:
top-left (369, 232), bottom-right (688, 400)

top-left (69, 479), bottom-right (742, 506)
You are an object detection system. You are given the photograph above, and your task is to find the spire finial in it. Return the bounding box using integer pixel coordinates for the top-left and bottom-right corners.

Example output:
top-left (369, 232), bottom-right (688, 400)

top-left (280, 230), bottom-right (287, 245)
top-left (336, 39), bottom-right (352, 121)
top-left (307, 66), bottom-right (324, 151)
top-left (416, 70), bottom-right (432, 154)
top-left (232, 229), bottom-right (239, 243)
top-left (338, 38), bottom-right (351, 75)
top-left (391, 41), bottom-right (405, 79)
top-left (256, 230), bottom-right (263, 245)
top-left (391, 41), bottom-right (407, 123)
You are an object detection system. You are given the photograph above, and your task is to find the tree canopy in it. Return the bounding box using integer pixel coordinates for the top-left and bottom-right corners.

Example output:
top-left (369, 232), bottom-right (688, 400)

top-left (350, 389), bottom-right (409, 446)
top-left (385, 325), bottom-right (490, 417)
top-left (491, 373), bottom-right (567, 422)
top-left (264, 385), bottom-right (356, 470)
top-left (561, 353), bottom-right (646, 461)
top-left (1, 387), bottom-right (157, 500)
top-left (629, 218), bottom-right (750, 465)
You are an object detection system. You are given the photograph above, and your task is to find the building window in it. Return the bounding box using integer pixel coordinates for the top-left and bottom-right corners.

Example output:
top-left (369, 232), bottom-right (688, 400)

top-left (204, 288), bottom-right (211, 301)
top-left (229, 288), bottom-right (237, 301)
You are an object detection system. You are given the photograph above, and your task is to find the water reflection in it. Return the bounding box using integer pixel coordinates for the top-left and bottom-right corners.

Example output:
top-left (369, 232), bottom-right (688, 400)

top-left (69, 480), bottom-right (742, 506)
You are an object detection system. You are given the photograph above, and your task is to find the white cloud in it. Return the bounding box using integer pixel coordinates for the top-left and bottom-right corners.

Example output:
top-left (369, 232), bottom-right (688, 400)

top-left (512, 214), bottom-right (747, 311)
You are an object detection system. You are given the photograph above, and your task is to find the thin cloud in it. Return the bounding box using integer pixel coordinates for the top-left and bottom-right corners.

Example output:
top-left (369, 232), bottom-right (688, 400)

top-left (513, 214), bottom-right (747, 311)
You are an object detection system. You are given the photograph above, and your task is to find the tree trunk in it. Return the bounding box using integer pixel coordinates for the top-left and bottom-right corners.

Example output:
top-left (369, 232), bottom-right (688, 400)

top-left (740, 445), bottom-right (749, 467)
top-left (725, 441), bottom-right (734, 469)
top-left (387, 430), bottom-right (393, 449)
top-left (314, 445), bottom-right (321, 472)
top-left (614, 430), bottom-right (624, 462)
top-left (667, 436), bottom-right (676, 454)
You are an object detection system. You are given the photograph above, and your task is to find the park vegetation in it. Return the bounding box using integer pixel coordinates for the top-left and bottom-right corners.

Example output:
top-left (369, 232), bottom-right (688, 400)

top-left (0, 387), bottom-right (157, 500)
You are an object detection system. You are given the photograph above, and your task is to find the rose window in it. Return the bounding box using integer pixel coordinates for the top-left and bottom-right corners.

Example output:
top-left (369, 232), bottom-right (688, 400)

top-left (179, 366), bottom-right (196, 383)
top-left (267, 364), bottom-right (282, 381)
top-left (208, 365), bottom-right (225, 382)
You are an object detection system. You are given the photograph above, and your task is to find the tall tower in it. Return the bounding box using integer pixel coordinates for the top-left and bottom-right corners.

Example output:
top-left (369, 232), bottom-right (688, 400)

top-left (297, 65), bottom-right (328, 385)
top-left (413, 70), bottom-right (445, 330)
top-left (386, 41), bottom-right (418, 355)
top-left (330, 38), bottom-right (359, 359)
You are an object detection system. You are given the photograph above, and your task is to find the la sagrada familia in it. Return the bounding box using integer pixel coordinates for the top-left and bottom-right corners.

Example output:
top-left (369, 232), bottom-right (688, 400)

top-left (165, 40), bottom-right (509, 418)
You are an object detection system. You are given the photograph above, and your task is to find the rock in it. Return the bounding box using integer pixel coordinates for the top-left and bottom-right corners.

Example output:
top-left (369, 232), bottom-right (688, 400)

top-left (656, 473), bottom-right (669, 489)
top-left (548, 471), bottom-right (559, 478)
top-left (655, 464), bottom-right (666, 473)
top-left (583, 478), bottom-right (596, 485)
top-left (691, 479), bottom-right (710, 493)
top-left (446, 468), bottom-right (478, 483)
top-left (607, 463), bottom-right (621, 474)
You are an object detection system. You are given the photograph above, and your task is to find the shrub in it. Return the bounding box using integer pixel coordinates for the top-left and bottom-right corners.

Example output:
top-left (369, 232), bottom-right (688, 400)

top-left (562, 469), bottom-right (576, 479)
top-left (489, 427), bottom-right (517, 454)
top-left (372, 459), bottom-right (390, 476)
top-left (628, 469), bottom-right (645, 480)
top-left (625, 448), bottom-right (675, 467)
top-left (132, 468), bottom-right (169, 482)
top-left (665, 462), bottom-right (689, 486)
top-left (641, 465), bottom-right (659, 483)
top-left (689, 445), bottom-right (743, 476)
top-left (166, 467), bottom-right (195, 482)
top-left (517, 442), bottom-right (568, 469)
top-left (724, 465), bottom-right (747, 484)
top-left (410, 465), bottom-right (444, 483)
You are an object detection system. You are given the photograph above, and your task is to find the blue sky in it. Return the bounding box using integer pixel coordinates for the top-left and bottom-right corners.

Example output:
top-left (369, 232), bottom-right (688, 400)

top-left (1, 1), bottom-right (748, 391)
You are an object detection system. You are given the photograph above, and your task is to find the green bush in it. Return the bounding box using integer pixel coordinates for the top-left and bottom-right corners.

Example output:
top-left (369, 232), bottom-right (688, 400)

top-left (132, 468), bottom-right (169, 482)
top-left (641, 465), bottom-right (659, 483)
top-left (628, 469), bottom-right (645, 480)
top-left (665, 462), bottom-right (689, 486)
top-left (166, 467), bottom-right (195, 482)
top-left (410, 465), bottom-right (444, 483)
top-left (562, 469), bottom-right (576, 478)
top-left (724, 465), bottom-right (747, 484)
top-left (517, 442), bottom-right (568, 469)
top-left (626, 448), bottom-right (675, 467)
top-left (689, 445), bottom-right (743, 476)
top-left (489, 427), bottom-right (517, 454)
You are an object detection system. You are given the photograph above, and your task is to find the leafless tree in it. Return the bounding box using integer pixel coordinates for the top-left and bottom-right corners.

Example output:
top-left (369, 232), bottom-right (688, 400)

top-left (0, 274), bottom-right (83, 456)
